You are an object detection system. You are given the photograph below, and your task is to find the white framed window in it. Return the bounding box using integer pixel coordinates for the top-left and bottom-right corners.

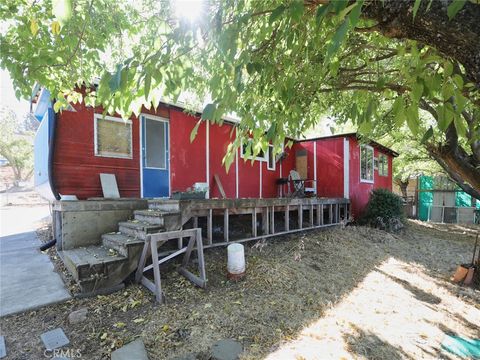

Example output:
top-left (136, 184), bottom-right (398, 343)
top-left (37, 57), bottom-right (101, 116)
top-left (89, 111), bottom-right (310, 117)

top-left (240, 139), bottom-right (266, 161)
top-left (378, 154), bottom-right (389, 176)
top-left (94, 114), bottom-right (132, 159)
top-left (360, 145), bottom-right (374, 183)
top-left (267, 144), bottom-right (275, 171)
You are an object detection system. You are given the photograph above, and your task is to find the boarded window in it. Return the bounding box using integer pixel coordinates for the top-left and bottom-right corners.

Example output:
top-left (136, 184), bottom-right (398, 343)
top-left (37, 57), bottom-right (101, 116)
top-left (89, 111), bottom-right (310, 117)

top-left (95, 115), bottom-right (132, 159)
top-left (360, 145), bottom-right (374, 182)
top-left (378, 154), bottom-right (388, 176)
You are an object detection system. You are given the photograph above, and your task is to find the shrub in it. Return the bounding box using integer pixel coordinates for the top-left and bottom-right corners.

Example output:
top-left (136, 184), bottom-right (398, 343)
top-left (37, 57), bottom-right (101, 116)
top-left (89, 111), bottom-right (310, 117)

top-left (360, 188), bottom-right (404, 232)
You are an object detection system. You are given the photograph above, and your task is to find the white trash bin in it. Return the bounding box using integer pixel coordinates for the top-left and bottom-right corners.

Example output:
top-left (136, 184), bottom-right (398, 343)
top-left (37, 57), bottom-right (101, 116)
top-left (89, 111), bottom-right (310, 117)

top-left (227, 243), bottom-right (246, 280)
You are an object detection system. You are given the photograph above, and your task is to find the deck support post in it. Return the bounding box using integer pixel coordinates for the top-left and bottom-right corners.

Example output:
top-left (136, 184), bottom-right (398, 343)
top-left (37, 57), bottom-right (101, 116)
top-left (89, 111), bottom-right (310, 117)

top-left (193, 216), bottom-right (198, 229)
top-left (270, 206), bottom-right (275, 234)
top-left (285, 205), bottom-right (290, 232)
top-left (329, 204), bottom-right (333, 224)
top-left (298, 204), bottom-right (303, 229)
top-left (309, 205), bottom-right (314, 228)
top-left (207, 209), bottom-right (213, 245)
top-left (252, 207), bottom-right (257, 237)
top-left (224, 208), bottom-right (229, 242)
top-left (316, 204), bottom-right (321, 226)
top-left (262, 207), bottom-right (269, 235)
top-left (336, 204), bottom-right (340, 223)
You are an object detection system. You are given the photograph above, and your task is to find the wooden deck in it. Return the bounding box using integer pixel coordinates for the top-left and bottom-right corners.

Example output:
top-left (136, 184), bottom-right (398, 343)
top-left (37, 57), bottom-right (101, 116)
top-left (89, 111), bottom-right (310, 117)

top-left (150, 197), bottom-right (350, 251)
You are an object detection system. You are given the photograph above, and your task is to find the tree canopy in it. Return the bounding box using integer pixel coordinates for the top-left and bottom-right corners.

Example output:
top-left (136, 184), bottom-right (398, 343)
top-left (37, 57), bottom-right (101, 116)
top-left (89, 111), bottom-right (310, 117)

top-left (1, 0), bottom-right (479, 198)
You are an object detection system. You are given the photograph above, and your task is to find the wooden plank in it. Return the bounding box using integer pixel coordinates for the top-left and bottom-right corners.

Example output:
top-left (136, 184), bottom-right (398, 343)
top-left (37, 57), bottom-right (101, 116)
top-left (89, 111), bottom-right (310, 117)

top-left (178, 267), bottom-right (207, 288)
top-left (320, 204), bottom-right (324, 226)
top-left (298, 204), bottom-right (303, 229)
top-left (224, 208), bottom-right (229, 242)
top-left (316, 204), bottom-right (321, 226)
top-left (140, 277), bottom-right (156, 293)
top-left (214, 174), bottom-right (227, 199)
top-left (207, 209), bottom-right (213, 245)
top-left (195, 228), bottom-right (207, 287)
top-left (193, 216), bottom-right (198, 228)
top-left (135, 237), bottom-right (151, 283)
top-left (252, 207), bottom-right (257, 237)
top-left (181, 234), bottom-right (197, 267)
top-left (285, 205), bottom-right (290, 232)
top-left (150, 238), bottom-right (164, 303)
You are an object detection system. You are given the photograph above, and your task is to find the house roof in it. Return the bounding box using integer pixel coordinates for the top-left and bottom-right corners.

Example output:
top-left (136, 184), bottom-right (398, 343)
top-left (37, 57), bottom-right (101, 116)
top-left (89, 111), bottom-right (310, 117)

top-left (296, 132), bottom-right (399, 157)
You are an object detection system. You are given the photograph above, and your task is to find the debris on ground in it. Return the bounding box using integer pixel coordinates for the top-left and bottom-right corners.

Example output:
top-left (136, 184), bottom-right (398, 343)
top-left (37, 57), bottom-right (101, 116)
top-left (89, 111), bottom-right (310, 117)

top-left (1, 221), bottom-right (479, 359)
top-left (68, 308), bottom-right (88, 325)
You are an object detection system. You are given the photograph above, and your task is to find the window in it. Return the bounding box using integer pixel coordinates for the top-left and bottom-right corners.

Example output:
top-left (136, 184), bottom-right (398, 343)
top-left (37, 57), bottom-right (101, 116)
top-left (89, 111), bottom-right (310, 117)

top-left (94, 114), bottom-right (132, 159)
top-left (360, 145), bottom-right (374, 182)
top-left (241, 139), bottom-right (266, 161)
top-left (144, 117), bottom-right (167, 169)
top-left (267, 144), bottom-right (275, 170)
top-left (378, 154), bottom-right (388, 176)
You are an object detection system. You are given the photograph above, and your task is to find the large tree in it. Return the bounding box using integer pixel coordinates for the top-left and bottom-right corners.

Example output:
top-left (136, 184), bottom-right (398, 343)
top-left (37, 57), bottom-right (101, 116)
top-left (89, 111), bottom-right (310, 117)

top-left (1, 0), bottom-right (479, 197)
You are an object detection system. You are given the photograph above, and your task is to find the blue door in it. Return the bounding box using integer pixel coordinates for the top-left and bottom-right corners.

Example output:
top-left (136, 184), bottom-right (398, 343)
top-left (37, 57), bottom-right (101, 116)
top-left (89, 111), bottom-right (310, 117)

top-left (141, 115), bottom-right (170, 197)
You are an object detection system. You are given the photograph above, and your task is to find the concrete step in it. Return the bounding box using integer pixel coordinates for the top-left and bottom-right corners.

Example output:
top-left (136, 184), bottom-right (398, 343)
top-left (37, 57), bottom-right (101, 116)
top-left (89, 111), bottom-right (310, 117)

top-left (133, 209), bottom-right (180, 225)
top-left (148, 199), bottom-right (181, 212)
top-left (101, 233), bottom-right (144, 257)
top-left (60, 245), bottom-right (126, 282)
top-left (133, 209), bottom-right (182, 230)
top-left (118, 220), bottom-right (164, 240)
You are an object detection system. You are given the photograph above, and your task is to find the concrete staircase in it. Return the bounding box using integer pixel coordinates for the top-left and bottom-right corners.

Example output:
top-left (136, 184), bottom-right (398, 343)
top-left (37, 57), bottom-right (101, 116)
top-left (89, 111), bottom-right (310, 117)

top-left (60, 200), bottom-right (184, 294)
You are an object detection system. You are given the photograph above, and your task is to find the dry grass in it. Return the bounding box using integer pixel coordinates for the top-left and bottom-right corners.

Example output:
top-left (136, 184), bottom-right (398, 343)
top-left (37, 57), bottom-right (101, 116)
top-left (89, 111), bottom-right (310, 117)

top-left (1, 221), bottom-right (479, 359)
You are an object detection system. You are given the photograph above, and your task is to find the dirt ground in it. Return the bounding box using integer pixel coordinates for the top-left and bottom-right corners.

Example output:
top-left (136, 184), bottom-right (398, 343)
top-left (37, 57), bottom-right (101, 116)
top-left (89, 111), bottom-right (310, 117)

top-left (1, 220), bottom-right (479, 359)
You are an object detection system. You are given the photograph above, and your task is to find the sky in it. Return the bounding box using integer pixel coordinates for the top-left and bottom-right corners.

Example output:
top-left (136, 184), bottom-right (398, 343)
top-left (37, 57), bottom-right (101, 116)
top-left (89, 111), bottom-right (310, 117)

top-left (0, 69), bottom-right (30, 120)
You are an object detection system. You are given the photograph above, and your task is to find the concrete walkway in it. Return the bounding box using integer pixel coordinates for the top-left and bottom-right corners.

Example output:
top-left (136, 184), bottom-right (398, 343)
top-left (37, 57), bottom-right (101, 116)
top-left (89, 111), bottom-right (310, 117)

top-left (0, 205), bottom-right (71, 317)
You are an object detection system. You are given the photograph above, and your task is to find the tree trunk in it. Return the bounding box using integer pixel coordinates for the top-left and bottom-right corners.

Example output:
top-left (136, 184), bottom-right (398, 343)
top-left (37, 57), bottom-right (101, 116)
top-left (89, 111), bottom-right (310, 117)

top-left (399, 180), bottom-right (409, 199)
top-left (361, 0), bottom-right (480, 87)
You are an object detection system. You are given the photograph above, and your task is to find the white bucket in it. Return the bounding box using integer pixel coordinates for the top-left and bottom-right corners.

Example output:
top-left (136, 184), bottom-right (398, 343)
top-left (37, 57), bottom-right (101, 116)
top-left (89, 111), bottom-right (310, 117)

top-left (227, 243), bottom-right (246, 276)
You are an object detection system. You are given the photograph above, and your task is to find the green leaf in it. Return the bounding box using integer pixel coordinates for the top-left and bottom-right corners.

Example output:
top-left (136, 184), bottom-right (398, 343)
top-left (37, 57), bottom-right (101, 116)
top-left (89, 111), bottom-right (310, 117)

top-left (406, 105), bottom-right (419, 135)
top-left (332, 0), bottom-right (348, 13)
top-left (412, 0), bottom-right (422, 19)
top-left (421, 126), bottom-right (433, 144)
top-left (347, 0), bottom-right (364, 28)
top-left (444, 61), bottom-right (453, 77)
top-left (290, 1), bottom-right (304, 22)
top-left (144, 74), bottom-right (151, 101)
top-left (412, 81), bottom-right (424, 103)
top-left (452, 74), bottom-right (464, 89)
top-left (447, 0), bottom-right (466, 20)
top-left (52, 0), bottom-right (72, 24)
top-left (269, 4), bottom-right (285, 24)
top-left (326, 18), bottom-right (350, 62)
top-left (201, 103), bottom-right (216, 121)
top-left (30, 19), bottom-right (39, 36)
top-left (190, 120), bottom-right (202, 143)
top-left (315, 4), bottom-right (331, 27)
top-left (454, 116), bottom-right (467, 137)
top-left (109, 64), bottom-right (122, 92)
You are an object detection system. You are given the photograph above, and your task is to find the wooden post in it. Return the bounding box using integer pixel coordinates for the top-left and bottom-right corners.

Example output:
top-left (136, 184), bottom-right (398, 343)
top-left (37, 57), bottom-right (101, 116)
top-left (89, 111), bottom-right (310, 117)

top-left (298, 204), bottom-right (303, 229)
top-left (178, 226), bottom-right (183, 249)
top-left (262, 207), bottom-right (269, 235)
top-left (316, 204), bottom-right (321, 226)
top-left (252, 207), bottom-right (257, 237)
top-left (270, 206), bottom-right (275, 234)
top-left (193, 216), bottom-right (198, 229)
top-left (309, 204), bottom-right (314, 228)
top-left (336, 203), bottom-right (340, 223)
top-left (214, 174), bottom-right (226, 199)
top-left (207, 209), bottom-right (213, 245)
top-left (285, 205), bottom-right (290, 231)
top-left (320, 204), bottom-right (324, 225)
top-left (329, 204), bottom-right (333, 224)
top-left (224, 208), bottom-right (229, 242)
top-left (150, 238), bottom-right (164, 303)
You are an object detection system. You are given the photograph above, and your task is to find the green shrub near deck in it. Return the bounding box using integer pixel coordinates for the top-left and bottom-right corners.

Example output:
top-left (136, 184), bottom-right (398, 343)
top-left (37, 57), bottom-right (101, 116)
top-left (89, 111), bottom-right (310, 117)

top-left (360, 189), bottom-right (404, 232)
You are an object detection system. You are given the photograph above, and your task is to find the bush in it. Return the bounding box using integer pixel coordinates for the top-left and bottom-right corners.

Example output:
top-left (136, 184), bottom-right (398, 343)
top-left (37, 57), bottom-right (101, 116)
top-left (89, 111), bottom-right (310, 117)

top-left (360, 188), bottom-right (404, 232)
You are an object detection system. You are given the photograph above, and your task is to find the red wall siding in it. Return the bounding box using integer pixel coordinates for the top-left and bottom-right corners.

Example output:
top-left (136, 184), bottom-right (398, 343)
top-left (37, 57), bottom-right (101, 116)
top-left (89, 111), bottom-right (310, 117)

top-left (169, 109), bottom-right (207, 193)
top-left (314, 138), bottom-right (345, 198)
top-left (209, 123), bottom-right (237, 198)
top-left (348, 137), bottom-right (394, 218)
top-left (53, 103), bottom-right (141, 199)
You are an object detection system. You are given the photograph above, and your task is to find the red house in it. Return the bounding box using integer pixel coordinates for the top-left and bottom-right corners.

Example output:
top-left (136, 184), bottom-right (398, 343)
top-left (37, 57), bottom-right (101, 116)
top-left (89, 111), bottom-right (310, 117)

top-left (33, 89), bottom-right (397, 219)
